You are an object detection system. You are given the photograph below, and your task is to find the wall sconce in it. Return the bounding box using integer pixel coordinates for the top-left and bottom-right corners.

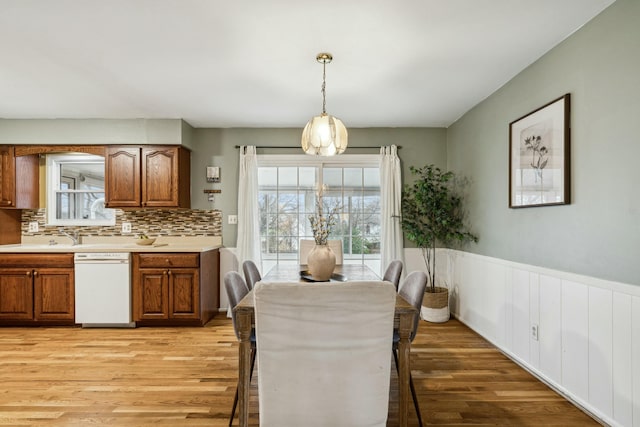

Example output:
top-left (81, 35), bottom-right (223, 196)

top-left (206, 166), bottom-right (220, 183)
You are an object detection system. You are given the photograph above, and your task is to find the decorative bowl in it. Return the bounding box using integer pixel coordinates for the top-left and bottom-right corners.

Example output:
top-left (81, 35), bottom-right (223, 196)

top-left (135, 238), bottom-right (156, 246)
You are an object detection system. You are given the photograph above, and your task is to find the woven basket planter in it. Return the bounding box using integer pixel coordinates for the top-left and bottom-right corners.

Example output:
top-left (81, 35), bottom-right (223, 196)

top-left (421, 286), bottom-right (450, 323)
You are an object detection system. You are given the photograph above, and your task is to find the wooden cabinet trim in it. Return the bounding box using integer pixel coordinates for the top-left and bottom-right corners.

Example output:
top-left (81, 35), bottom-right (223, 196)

top-left (14, 145), bottom-right (105, 157)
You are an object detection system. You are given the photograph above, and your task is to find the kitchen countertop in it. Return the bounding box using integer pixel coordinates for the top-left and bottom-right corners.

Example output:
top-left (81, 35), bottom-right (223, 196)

top-left (0, 236), bottom-right (223, 253)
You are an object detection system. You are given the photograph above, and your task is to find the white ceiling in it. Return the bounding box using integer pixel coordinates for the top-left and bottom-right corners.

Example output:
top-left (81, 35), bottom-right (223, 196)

top-left (0, 0), bottom-right (615, 128)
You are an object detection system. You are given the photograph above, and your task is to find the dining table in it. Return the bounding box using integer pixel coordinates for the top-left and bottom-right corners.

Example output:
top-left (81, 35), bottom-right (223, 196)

top-left (233, 263), bottom-right (417, 427)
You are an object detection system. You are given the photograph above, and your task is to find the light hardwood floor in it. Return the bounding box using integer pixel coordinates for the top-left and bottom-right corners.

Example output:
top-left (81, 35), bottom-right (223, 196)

top-left (0, 316), bottom-right (599, 426)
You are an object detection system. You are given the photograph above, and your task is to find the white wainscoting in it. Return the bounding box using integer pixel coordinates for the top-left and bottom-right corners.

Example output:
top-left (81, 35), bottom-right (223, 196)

top-left (442, 248), bottom-right (640, 427)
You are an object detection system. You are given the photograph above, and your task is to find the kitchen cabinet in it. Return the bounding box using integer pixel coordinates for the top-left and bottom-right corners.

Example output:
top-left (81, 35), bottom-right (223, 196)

top-left (132, 249), bottom-right (219, 326)
top-left (0, 145), bottom-right (39, 209)
top-left (0, 210), bottom-right (22, 245)
top-left (105, 145), bottom-right (191, 208)
top-left (0, 254), bottom-right (75, 325)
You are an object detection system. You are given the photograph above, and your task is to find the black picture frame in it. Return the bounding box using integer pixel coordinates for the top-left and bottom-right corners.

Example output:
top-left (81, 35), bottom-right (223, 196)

top-left (509, 94), bottom-right (571, 208)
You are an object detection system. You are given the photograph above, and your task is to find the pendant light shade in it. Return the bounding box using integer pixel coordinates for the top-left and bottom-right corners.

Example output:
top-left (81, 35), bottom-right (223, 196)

top-left (301, 113), bottom-right (348, 156)
top-left (301, 53), bottom-right (348, 156)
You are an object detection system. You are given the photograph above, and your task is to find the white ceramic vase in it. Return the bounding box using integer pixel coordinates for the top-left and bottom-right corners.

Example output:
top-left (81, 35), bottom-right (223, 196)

top-left (307, 244), bottom-right (336, 281)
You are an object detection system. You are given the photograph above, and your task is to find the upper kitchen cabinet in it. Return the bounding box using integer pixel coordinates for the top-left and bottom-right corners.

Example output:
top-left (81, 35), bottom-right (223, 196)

top-left (105, 146), bottom-right (191, 208)
top-left (0, 145), bottom-right (39, 209)
top-left (105, 146), bottom-right (140, 207)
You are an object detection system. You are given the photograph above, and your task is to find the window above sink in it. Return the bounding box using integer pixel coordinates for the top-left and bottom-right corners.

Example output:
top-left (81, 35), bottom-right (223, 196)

top-left (46, 153), bottom-right (116, 226)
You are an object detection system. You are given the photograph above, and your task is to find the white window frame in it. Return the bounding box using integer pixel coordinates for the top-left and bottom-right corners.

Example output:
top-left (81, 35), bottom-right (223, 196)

top-left (257, 154), bottom-right (381, 271)
top-left (46, 153), bottom-right (116, 226)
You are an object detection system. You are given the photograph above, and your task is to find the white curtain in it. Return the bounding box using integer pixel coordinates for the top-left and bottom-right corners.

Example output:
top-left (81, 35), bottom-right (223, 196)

top-left (236, 145), bottom-right (262, 271)
top-left (379, 145), bottom-right (404, 277)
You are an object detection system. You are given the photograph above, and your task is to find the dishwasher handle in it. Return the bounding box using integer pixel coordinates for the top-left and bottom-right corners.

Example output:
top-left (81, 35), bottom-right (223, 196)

top-left (74, 253), bottom-right (131, 263)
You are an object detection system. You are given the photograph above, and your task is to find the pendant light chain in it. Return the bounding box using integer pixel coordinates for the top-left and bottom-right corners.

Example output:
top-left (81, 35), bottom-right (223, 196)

top-left (321, 60), bottom-right (327, 114)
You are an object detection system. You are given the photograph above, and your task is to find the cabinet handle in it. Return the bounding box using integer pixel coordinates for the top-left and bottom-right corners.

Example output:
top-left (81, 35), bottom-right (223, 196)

top-left (33, 271), bottom-right (38, 277)
top-left (26, 271), bottom-right (32, 277)
top-left (167, 270), bottom-right (172, 276)
top-left (164, 270), bottom-right (169, 275)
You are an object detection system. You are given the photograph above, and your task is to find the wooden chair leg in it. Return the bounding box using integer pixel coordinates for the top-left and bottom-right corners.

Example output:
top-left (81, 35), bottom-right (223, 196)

top-left (393, 349), bottom-right (423, 427)
top-left (230, 348), bottom-right (256, 426)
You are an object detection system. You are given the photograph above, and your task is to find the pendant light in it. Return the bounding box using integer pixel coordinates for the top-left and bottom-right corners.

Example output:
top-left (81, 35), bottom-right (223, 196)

top-left (301, 53), bottom-right (348, 156)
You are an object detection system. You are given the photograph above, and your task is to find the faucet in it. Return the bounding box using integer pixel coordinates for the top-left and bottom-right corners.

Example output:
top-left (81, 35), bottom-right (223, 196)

top-left (59, 229), bottom-right (80, 246)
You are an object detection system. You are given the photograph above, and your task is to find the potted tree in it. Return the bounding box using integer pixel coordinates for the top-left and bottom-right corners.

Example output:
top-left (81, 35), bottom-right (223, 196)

top-left (401, 164), bottom-right (478, 323)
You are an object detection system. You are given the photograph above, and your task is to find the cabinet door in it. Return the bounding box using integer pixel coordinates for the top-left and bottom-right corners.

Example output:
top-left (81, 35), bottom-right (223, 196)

top-left (0, 268), bottom-right (33, 320)
top-left (0, 146), bottom-right (16, 208)
top-left (169, 268), bottom-right (200, 319)
top-left (141, 147), bottom-right (179, 207)
top-left (105, 146), bottom-right (141, 207)
top-left (135, 268), bottom-right (169, 320)
top-left (33, 268), bottom-right (75, 321)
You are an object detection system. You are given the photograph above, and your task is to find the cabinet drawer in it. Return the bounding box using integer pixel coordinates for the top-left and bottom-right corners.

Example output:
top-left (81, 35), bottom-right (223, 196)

top-left (136, 253), bottom-right (199, 268)
top-left (0, 253), bottom-right (74, 268)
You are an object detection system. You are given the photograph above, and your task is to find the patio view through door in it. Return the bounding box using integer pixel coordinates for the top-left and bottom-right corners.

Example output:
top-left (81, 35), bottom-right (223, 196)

top-left (257, 155), bottom-right (381, 274)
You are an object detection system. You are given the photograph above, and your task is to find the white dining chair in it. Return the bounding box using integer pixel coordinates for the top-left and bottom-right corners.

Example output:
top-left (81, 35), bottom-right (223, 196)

top-left (299, 239), bottom-right (343, 265)
top-left (253, 280), bottom-right (396, 427)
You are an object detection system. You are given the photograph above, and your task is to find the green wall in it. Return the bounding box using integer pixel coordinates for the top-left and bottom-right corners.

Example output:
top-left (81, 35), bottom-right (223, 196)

top-left (0, 119), bottom-right (186, 145)
top-left (189, 128), bottom-right (447, 245)
top-left (447, 0), bottom-right (640, 286)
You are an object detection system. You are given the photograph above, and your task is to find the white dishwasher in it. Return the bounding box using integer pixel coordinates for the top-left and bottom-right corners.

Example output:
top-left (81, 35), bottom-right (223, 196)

top-left (74, 252), bottom-right (134, 328)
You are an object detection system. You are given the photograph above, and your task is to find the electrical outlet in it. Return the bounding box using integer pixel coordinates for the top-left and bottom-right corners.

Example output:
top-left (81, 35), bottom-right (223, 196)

top-left (531, 324), bottom-right (539, 341)
top-left (28, 221), bottom-right (39, 232)
top-left (228, 215), bottom-right (238, 225)
top-left (121, 222), bottom-right (132, 233)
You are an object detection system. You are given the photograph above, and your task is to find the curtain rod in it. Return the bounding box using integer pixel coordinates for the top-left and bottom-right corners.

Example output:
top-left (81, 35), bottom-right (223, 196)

top-left (234, 145), bottom-right (401, 149)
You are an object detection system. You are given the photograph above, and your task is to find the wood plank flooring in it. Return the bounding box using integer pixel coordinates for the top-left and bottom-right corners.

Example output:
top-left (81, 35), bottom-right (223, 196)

top-left (0, 317), bottom-right (600, 426)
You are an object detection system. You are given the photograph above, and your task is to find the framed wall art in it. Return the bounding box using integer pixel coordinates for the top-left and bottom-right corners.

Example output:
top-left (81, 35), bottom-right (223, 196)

top-left (509, 94), bottom-right (570, 208)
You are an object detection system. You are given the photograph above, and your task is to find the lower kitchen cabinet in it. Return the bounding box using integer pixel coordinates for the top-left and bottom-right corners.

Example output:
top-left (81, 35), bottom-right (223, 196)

top-left (0, 254), bottom-right (75, 325)
top-left (132, 249), bottom-right (219, 326)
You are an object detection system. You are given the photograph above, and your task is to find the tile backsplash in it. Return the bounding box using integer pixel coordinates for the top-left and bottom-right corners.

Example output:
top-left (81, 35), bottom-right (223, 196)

top-left (21, 209), bottom-right (222, 238)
